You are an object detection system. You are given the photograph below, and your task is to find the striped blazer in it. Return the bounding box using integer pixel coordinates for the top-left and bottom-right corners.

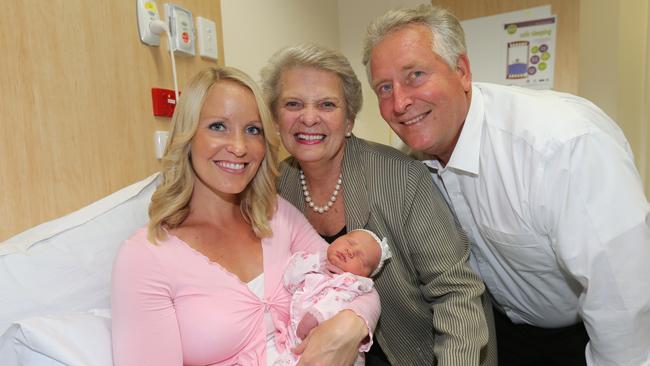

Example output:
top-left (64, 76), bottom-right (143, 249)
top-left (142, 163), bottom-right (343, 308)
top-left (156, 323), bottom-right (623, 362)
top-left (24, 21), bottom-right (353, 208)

top-left (278, 136), bottom-right (496, 365)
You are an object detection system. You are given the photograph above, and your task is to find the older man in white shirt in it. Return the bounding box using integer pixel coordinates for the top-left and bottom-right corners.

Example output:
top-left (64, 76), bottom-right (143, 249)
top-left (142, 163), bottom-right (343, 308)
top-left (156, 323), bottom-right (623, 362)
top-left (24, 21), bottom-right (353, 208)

top-left (363, 4), bottom-right (650, 366)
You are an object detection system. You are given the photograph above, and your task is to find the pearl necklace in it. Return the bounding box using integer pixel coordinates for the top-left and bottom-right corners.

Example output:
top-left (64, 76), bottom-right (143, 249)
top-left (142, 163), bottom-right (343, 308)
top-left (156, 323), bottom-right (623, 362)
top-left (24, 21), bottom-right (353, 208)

top-left (299, 169), bottom-right (342, 214)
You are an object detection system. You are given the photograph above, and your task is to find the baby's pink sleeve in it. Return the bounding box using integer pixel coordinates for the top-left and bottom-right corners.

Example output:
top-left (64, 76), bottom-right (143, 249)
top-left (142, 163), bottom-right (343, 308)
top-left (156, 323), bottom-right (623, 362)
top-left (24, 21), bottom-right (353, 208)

top-left (342, 289), bottom-right (380, 352)
top-left (111, 237), bottom-right (183, 366)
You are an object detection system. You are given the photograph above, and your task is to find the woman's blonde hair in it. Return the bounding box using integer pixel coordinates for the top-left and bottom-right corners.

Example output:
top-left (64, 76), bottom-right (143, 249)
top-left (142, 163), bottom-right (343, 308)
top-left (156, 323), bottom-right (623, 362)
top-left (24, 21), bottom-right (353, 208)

top-left (147, 67), bottom-right (279, 244)
top-left (261, 43), bottom-right (363, 121)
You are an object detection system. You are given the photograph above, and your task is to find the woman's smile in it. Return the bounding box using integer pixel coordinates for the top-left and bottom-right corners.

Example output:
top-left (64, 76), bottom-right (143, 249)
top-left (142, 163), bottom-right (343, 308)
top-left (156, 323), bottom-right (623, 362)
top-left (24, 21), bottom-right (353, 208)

top-left (214, 160), bottom-right (248, 173)
top-left (295, 132), bottom-right (326, 144)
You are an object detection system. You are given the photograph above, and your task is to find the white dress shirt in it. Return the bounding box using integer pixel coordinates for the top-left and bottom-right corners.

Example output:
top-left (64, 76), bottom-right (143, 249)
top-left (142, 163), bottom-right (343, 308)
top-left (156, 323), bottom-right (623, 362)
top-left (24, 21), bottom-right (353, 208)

top-left (424, 83), bottom-right (650, 366)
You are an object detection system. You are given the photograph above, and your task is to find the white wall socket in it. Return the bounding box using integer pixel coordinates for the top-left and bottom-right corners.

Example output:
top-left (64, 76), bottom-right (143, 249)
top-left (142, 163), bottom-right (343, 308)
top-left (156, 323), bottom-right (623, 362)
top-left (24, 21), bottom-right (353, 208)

top-left (154, 131), bottom-right (169, 159)
top-left (196, 16), bottom-right (218, 61)
top-left (137, 0), bottom-right (163, 46)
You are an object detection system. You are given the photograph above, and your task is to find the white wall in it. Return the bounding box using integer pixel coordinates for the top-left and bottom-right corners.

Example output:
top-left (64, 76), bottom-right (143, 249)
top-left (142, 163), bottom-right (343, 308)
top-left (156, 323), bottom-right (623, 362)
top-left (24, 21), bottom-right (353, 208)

top-left (645, 2), bottom-right (650, 190)
top-left (579, 0), bottom-right (650, 196)
top-left (220, 0), bottom-right (340, 83)
top-left (618, 0), bottom-right (649, 193)
top-left (578, 1), bottom-right (620, 121)
top-left (221, 0), bottom-right (425, 146)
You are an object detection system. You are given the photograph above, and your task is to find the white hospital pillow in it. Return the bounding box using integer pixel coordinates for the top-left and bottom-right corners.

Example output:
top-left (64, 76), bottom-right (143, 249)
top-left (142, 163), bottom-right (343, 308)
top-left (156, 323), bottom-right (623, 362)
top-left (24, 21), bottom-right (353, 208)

top-left (0, 309), bottom-right (112, 366)
top-left (0, 173), bottom-right (159, 334)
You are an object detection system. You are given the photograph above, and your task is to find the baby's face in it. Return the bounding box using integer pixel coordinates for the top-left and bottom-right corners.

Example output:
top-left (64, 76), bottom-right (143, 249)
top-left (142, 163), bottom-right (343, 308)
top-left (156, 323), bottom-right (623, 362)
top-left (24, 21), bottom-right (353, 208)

top-left (327, 230), bottom-right (381, 277)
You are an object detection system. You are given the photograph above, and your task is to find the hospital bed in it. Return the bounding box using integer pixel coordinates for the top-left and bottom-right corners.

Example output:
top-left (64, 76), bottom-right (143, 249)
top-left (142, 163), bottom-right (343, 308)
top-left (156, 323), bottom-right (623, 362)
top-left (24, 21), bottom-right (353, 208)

top-left (0, 174), bottom-right (160, 365)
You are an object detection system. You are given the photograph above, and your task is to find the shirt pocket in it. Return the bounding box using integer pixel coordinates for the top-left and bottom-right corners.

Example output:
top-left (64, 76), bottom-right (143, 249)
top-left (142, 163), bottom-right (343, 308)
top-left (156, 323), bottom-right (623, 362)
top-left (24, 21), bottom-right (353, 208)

top-left (479, 225), bottom-right (555, 273)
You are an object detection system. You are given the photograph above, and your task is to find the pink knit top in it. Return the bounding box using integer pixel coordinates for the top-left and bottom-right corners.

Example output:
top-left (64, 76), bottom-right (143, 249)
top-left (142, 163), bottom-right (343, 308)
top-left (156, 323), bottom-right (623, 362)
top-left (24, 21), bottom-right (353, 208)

top-left (111, 197), bottom-right (379, 366)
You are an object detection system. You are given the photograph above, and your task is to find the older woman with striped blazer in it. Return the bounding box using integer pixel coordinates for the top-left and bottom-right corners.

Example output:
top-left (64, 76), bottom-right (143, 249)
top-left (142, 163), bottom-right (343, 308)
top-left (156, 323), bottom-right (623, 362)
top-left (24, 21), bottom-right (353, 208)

top-left (262, 43), bottom-right (496, 366)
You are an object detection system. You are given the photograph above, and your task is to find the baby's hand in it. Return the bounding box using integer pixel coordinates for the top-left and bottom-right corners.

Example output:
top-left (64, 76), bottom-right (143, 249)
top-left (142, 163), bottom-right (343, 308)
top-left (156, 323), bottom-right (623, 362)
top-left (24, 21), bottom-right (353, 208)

top-left (296, 312), bottom-right (319, 340)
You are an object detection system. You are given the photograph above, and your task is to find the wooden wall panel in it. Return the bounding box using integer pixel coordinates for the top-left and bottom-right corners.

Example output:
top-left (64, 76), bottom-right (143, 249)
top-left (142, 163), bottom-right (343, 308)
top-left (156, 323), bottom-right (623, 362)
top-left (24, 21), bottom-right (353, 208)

top-left (432, 0), bottom-right (579, 94)
top-left (0, 0), bottom-right (224, 240)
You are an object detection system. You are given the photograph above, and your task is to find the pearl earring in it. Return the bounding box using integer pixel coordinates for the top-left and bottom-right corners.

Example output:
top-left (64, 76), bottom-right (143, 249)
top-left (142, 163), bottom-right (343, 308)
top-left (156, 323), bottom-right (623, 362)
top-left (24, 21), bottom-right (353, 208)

top-left (345, 132), bottom-right (352, 137)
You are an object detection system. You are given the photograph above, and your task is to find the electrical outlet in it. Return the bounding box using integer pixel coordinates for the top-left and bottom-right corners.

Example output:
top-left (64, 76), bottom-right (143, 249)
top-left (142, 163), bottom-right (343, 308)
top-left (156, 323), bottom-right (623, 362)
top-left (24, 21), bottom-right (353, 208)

top-left (136, 0), bottom-right (163, 46)
top-left (154, 131), bottom-right (169, 159)
top-left (196, 17), bottom-right (218, 61)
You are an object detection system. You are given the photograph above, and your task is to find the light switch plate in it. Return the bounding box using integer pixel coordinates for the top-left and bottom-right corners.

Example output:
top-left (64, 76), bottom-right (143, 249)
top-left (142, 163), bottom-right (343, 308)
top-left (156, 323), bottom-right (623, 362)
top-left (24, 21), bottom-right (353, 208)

top-left (196, 16), bottom-right (218, 61)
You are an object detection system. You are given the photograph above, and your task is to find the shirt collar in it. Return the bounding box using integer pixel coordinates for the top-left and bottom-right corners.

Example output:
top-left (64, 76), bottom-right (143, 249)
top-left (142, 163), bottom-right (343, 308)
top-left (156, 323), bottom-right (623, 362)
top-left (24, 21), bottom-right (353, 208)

top-left (442, 84), bottom-right (484, 175)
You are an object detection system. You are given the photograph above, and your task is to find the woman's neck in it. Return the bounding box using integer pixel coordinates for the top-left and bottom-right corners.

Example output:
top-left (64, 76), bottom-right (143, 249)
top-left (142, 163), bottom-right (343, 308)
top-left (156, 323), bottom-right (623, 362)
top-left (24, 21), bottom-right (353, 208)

top-left (186, 179), bottom-right (242, 225)
top-left (299, 148), bottom-right (345, 184)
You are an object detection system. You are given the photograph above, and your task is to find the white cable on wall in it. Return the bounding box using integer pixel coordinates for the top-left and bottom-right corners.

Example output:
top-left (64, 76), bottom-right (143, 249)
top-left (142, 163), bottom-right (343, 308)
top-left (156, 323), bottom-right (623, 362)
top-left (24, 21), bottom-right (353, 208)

top-left (166, 31), bottom-right (180, 101)
top-left (150, 20), bottom-right (179, 101)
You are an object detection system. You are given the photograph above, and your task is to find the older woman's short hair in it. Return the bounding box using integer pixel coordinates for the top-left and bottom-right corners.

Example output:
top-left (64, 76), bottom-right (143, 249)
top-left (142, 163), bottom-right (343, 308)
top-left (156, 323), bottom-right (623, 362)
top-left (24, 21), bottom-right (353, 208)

top-left (362, 4), bottom-right (466, 78)
top-left (261, 43), bottom-right (362, 121)
top-left (148, 67), bottom-right (279, 243)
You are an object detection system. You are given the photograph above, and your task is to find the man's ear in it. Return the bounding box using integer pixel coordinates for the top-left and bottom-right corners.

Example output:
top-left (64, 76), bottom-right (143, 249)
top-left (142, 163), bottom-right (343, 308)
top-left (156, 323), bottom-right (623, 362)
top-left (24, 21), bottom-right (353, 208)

top-left (455, 54), bottom-right (472, 92)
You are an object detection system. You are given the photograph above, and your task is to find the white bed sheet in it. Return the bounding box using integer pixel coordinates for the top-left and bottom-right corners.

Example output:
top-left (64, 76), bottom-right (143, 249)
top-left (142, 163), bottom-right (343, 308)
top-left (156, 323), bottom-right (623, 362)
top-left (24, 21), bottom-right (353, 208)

top-left (0, 173), bottom-right (159, 365)
top-left (0, 309), bottom-right (113, 366)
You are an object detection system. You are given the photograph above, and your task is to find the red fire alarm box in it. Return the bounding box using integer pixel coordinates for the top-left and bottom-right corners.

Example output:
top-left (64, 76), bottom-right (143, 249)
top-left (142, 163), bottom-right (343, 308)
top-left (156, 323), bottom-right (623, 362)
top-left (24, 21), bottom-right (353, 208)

top-left (151, 88), bottom-right (179, 117)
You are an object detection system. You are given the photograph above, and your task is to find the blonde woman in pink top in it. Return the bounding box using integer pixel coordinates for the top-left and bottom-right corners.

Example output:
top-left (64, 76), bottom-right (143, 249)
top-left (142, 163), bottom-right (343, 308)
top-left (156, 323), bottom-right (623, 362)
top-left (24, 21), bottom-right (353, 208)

top-left (110, 67), bottom-right (379, 366)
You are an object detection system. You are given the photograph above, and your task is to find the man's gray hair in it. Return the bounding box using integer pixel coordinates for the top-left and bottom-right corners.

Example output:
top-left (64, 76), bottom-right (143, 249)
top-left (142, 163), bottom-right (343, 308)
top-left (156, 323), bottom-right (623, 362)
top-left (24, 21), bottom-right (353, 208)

top-left (362, 4), bottom-right (466, 79)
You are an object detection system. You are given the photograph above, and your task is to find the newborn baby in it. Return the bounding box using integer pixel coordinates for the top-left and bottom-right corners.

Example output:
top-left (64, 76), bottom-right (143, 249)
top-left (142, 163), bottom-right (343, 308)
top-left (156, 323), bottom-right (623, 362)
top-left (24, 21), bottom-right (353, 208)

top-left (275, 229), bottom-right (392, 366)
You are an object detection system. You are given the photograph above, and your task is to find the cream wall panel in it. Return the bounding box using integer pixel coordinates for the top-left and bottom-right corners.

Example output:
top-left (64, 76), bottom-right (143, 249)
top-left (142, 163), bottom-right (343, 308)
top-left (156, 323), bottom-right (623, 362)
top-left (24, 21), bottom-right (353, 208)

top-left (580, 0), bottom-right (649, 196)
top-left (617, 0), bottom-right (648, 197)
top-left (1, 0), bottom-right (224, 240)
top-left (645, 3), bottom-right (650, 195)
top-left (578, 1), bottom-right (619, 118)
top-left (221, 0), bottom-right (340, 82)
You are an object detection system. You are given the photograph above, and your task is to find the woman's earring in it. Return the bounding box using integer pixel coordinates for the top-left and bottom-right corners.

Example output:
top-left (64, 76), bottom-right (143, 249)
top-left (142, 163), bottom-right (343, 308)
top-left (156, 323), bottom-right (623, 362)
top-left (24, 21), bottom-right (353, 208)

top-left (345, 132), bottom-right (352, 137)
